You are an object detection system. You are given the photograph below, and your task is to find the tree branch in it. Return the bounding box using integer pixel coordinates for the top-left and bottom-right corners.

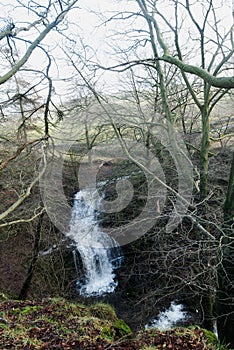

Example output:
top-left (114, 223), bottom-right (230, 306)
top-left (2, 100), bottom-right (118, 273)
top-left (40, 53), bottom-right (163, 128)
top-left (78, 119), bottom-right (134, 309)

top-left (0, 144), bottom-right (47, 222)
top-left (0, 0), bottom-right (78, 85)
top-left (0, 208), bottom-right (45, 228)
top-left (0, 139), bottom-right (45, 172)
top-left (161, 54), bottom-right (234, 88)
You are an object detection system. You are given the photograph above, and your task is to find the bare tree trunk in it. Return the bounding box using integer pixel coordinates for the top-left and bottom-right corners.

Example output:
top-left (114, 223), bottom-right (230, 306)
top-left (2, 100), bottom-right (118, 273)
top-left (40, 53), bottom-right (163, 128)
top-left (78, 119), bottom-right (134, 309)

top-left (223, 151), bottom-right (234, 223)
top-left (199, 104), bottom-right (210, 200)
top-left (18, 212), bottom-right (44, 300)
top-left (201, 293), bottom-right (215, 331)
top-left (216, 152), bottom-right (234, 347)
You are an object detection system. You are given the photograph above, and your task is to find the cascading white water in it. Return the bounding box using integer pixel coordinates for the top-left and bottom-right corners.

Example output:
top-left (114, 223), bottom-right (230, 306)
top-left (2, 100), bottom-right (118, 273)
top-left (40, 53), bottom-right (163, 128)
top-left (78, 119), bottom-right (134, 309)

top-left (68, 187), bottom-right (123, 297)
top-left (145, 302), bottom-right (187, 330)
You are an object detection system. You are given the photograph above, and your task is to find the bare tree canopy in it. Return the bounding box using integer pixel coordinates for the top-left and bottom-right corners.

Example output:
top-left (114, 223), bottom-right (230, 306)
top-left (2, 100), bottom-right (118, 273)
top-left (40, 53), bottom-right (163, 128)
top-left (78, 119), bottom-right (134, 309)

top-left (0, 0), bottom-right (79, 85)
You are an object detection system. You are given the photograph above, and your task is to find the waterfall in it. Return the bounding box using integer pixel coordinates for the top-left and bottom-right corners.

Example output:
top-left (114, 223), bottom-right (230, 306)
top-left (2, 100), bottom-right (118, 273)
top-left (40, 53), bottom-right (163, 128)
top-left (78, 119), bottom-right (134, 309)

top-left (145, 302), bottom-right (187, 330)
top-left (68, 187), bottom-right (123, 297)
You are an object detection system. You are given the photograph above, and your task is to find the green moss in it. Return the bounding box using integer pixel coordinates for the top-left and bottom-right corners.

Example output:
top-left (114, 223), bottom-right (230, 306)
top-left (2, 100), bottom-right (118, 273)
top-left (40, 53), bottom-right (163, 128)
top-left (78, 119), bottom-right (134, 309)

top-left (202, 329), bottom-right (218, 346)
top-left (114, 319), bottom-right (132, 337)
top-left (89, 302), bottom-right (117, 321)
top-left (5, 299), bottom-right (220, 349)
top-left (21, 305), bottom-right (42, 315)
top-left (47, 296), bottom-right (65, 304)
top-left (101, 325), bottom-right (114, 340)
top-left (202, 329), bottom-right (233, 350)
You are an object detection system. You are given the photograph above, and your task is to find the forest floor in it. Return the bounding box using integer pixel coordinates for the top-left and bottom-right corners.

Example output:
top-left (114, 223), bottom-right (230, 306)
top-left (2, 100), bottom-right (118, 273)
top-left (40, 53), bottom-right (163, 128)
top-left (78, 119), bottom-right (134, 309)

top-left (0, 295), bottom-right (220, 350)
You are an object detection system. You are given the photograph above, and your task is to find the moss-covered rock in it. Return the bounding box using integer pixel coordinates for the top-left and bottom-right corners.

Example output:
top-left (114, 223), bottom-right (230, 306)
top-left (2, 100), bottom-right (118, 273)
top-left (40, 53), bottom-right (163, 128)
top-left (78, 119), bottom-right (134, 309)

top-left (101, 325), bottom-right (114, 340)
top-left (202, 329), bottom-right (218, 346)
top-left (0, 297), bottom-right (131, 349)
top-left (89, 302), bottom-right (117, 321)
top-left (114, 318), bottom-right (132, 337)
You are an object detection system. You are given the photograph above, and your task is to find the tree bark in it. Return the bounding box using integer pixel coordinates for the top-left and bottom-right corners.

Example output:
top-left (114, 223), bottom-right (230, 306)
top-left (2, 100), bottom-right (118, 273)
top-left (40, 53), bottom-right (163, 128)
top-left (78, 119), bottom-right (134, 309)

top-left (161, 54), bottom-right (234, 89)
top-left (18, 212), bottom-right (44, 300)
top-left (223, 151), bottom-right (234, 223)
top-left (199, 106), bottom-right (210, 200)
top-left (216, 152), bottom-right (234, 347)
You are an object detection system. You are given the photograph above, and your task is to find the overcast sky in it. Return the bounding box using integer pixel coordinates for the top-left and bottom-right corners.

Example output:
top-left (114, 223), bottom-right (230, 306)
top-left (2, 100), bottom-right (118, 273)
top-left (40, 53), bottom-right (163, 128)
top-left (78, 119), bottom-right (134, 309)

top-left (0, 0), bottom-right (233, 98)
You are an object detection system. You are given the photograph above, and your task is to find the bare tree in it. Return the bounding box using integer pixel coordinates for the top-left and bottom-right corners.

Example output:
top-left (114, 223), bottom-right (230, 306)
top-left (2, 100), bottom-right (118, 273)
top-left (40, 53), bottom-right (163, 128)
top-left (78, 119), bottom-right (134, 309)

top-left (0, 0), bottom-right (79, 223)
top-left (0, 0), bottom-right (80, 298)
top-left (87, 0), bottom-right (233, 343)
top-left (0, 0), bottom-right (79, 84)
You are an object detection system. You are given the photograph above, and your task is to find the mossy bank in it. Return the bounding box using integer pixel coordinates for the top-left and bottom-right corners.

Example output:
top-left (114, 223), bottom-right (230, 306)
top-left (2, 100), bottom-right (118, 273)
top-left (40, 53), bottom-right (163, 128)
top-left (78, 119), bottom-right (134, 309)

top-left (0, 297), bottom-right (227, 349)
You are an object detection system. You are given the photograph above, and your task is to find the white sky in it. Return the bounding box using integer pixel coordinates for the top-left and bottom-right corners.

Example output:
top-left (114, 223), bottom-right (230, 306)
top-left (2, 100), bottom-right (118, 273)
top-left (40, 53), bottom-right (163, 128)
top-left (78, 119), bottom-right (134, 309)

top-left (0, 0), bottom-right (233, 98)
